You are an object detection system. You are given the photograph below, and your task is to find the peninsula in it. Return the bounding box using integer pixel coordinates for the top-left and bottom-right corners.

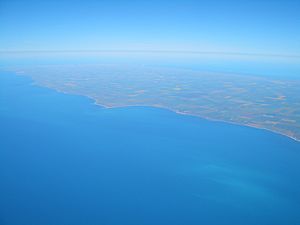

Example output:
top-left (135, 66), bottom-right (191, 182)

top-left (12, 64), bottom-right (300, 142)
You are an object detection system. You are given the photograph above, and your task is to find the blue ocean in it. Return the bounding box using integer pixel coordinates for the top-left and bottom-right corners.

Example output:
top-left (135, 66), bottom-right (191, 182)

top-left (0, 71), bottom-right (300, 225)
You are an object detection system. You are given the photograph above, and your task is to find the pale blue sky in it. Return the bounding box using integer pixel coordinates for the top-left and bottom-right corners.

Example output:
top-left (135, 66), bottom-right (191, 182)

top-left (1, 0), bottom-right (300, 55)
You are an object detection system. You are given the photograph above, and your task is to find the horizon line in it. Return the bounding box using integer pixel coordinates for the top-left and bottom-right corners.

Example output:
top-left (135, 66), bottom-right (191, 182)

top-left (1, 49), bottom-right (300, 59)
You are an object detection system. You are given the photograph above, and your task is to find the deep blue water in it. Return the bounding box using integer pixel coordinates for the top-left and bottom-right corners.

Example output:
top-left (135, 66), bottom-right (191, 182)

top-left (0, 71), bottom-right (300, 225)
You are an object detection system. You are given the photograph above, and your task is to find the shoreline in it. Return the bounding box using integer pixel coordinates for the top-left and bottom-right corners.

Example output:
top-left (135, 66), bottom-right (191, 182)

top-left (93, 101), bottom-right (300, 143)
top-left (29, 80), bottom-right (300, 144)
top-left (50, 86), bottom-right (300, 143)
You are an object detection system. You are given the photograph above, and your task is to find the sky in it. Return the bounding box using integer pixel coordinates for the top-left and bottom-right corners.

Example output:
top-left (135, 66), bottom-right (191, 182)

top-left (0, 0), bottom-right (300, 55)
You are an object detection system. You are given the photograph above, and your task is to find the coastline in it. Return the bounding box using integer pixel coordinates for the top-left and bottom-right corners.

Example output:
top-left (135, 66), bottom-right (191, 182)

top-left (94, 102), bottom-right (300, 143)
top-left (29, 80), bottom-right (300, 144)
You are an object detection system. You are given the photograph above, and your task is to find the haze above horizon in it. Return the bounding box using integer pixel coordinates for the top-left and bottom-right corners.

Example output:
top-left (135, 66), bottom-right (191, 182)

top-left (1, 0), bottom-right (300, 56)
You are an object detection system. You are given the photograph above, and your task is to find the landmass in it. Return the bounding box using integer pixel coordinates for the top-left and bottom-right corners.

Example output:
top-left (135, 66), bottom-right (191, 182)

top-left (9, 64), bottom-right (300, 142)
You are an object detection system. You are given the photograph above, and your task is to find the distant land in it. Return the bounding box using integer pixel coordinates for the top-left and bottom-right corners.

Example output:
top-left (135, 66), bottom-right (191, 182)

top-left (7, 64), bottom-right (300, 142)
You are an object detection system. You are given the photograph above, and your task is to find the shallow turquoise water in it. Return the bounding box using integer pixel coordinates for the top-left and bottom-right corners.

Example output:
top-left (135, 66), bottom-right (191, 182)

top-left (0, 71), bottom-right (300, 225)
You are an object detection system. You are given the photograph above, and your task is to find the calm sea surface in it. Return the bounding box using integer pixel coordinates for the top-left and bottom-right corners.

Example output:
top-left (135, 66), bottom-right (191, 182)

top-left (0, 71), bottom-right (300, 225)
